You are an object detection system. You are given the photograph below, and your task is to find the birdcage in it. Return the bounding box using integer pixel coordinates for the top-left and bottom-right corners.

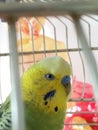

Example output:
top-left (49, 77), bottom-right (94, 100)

top-left (0, 0), bottom-right (98, 130)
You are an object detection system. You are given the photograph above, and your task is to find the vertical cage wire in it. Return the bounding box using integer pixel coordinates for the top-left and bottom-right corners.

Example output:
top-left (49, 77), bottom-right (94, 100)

top-left (0, 0), bottom-right (98, 129)
top-left (4, 1), bottom-right (25, 130)
top-left (8, 21), bottom-right (25, 130)
top-left (26, 17), bottom-right (36, 63)
top-left (45, 17), bottom-right (58, 56)
top-left (17, 19), bottom-right (25, 74)
top-left (1, 15), bottom-right (98, 128)
top-left (63, 16), bottom-right (86, 101)
top-left (81, 17), bottom-right (91, 47)
top-left (17, 15), bottom-right (98, 102)
top-left (54, 16), bottom-right (74, 98)
top-left (56, 16), bottom-right (72, 65)
top-left (73, 16), bottom-right (98, 102)
top-left (35, 17), bottom-right (47, 57)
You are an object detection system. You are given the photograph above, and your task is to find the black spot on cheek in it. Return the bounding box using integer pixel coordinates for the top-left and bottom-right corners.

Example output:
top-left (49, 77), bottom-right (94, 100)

top-left (44, 90), bottom-right (56, 101)
top-left (44, 101), bottom-right (48, 105)
top-left (54, 106), bottom-right (58, 112)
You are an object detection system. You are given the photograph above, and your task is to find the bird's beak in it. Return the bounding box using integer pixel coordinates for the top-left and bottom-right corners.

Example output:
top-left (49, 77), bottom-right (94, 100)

top-left (61, 76), bottom-right (71, 95)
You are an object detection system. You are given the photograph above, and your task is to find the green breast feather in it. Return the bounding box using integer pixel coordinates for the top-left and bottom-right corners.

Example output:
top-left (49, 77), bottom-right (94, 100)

top-left (0, 56), bottom-right (71, 130)
top-left (25, 102), bottom-right (66, 130)
top-left (0, 96), bottom-right (11, 130)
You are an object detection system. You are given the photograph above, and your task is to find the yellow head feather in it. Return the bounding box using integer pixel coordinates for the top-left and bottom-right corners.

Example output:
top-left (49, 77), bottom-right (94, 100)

top-left (22, 56), bottom-right (72, 113)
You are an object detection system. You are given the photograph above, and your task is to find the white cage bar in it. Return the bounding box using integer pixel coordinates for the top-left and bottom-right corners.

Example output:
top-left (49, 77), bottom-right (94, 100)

top-left (0, 0), bottom-right (98, 129)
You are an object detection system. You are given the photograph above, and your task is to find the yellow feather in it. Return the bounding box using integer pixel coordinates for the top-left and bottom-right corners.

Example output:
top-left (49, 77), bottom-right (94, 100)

top-left (22, 56), bottom-right (72, 113)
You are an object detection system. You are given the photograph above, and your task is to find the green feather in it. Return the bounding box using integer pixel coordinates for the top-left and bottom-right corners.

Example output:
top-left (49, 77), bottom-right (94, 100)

top-left (0, 56), bottom-right (71, 130)
top-left (25, 101), bottom-right (65, 130)
top-left (0, 96), bottom-right (11, 130)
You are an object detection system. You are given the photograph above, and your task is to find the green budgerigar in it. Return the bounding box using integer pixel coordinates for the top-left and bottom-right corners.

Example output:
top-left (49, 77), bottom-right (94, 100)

top-left (0, 56), bottom-right (72, 130)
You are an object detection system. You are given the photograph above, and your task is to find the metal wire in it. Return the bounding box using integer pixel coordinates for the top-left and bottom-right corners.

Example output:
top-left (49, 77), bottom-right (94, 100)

top-left (26, 17), bottom-right (36, 63)
top-left (8, 20), bottom-right (25, 130)
top-left (45, 17), bottom-right (57, 56)
top-left (0, 0), bottom-right (98, 129)
top-left (62, 16), bottom-right (86, 101)
top-left (56, 16), bottom-right (72, 68)
top-left (72, 15), bottom-right (98, 102)
top-left (1, 1), bottom-right (98, 18)
top-left (17, 19), bottom-right (25, 73)
top-left (35, 17), bottom-right (47, 58)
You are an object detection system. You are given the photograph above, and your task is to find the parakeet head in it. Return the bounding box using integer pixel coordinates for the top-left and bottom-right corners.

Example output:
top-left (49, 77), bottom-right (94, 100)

top-left (22, 56), bottom-right (72, 114)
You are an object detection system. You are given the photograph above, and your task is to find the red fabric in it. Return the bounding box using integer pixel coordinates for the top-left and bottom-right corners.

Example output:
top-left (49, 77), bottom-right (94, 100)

top-left (64, 78), bottom-right (98, 130)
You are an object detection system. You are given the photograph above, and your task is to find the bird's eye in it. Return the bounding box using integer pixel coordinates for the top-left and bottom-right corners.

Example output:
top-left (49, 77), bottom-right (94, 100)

top-left (45, 74), bottom-right (55, 80)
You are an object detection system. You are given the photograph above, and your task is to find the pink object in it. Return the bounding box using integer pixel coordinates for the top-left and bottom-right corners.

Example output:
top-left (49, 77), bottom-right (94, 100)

top-left (64, 78), bottom-right (98, 130)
